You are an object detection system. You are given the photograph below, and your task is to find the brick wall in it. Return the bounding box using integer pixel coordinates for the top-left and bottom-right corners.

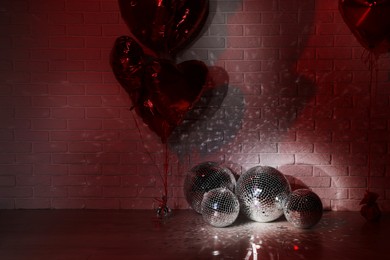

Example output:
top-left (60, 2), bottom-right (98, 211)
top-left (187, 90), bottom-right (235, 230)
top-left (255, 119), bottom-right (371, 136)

top-left (1, 0), bottom-right (389, 211)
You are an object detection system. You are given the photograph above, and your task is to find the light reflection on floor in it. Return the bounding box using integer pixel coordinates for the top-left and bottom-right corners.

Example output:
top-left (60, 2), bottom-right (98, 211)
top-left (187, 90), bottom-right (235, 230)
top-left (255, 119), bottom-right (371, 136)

top-left (0, 210), bottom-right (388, 259)
top-left (153, 210), bottom-right (388, 260)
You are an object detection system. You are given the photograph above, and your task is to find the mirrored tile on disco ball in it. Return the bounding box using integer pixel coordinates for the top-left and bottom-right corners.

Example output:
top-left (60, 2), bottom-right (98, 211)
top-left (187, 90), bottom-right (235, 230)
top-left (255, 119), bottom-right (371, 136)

top-left (236, 166), bottom-right (291, 222)
top-left (184, 161), bottom-right (236, 213)
top-left (283, 189), bottom-right (323, 229)
top-left (201, 187), bottom-right (240, 228)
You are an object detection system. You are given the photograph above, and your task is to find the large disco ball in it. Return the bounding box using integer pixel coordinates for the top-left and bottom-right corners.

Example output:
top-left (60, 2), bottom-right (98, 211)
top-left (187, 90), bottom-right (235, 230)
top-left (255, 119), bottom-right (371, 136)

top-left (201, 187), bottom-right (240, 227)
top-left (283, 189), bottom-right (323, 229)
top-left (236, 166), bottom-right (291, 222)
top-left (184, 161), bottom-right (236, 213)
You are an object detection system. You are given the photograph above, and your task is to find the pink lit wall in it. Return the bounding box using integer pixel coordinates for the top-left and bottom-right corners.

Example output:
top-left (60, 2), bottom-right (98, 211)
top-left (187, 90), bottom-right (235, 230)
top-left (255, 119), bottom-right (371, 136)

top-left (0, 0), bottom-right (389, 211)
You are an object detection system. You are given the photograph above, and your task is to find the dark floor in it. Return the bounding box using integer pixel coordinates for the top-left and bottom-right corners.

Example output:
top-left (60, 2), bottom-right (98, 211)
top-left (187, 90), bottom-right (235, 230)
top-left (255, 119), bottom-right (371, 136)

top-left (0, 209), bottom-right (389, 260)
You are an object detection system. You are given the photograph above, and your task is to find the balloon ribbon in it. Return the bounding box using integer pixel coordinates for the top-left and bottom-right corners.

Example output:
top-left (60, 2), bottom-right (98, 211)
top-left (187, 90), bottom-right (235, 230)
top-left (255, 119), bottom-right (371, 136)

top-left (360, 41), bottom-right (381, 221)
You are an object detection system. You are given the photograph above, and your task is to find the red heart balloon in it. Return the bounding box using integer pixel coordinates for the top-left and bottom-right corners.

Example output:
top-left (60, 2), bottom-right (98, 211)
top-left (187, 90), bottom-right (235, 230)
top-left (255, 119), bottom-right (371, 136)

top-left (339, 0), bottom-right (390, 50)
top-left (111, 35), bottom-right (145, 94)
top-left (111, 36), bottom-right (208, 142)
top-left (118, 0), bottom-right (209, 57)
top-left (143, 59), bottom-right (208, 131)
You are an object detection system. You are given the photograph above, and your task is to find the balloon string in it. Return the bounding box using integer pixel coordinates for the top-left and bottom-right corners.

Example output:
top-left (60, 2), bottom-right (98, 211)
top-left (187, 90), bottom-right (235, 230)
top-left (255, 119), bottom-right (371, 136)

top-left (130, 109), bottom-right (167, 200)
top-left (361, 50), bottom-right (378, 192)
top-left (163, 142), bottom-right (169, 203)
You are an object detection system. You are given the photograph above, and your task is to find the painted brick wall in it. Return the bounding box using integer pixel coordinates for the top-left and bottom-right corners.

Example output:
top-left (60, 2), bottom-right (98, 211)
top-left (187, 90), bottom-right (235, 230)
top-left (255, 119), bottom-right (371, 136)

top-left (1, 0), bottom-right (390, 211)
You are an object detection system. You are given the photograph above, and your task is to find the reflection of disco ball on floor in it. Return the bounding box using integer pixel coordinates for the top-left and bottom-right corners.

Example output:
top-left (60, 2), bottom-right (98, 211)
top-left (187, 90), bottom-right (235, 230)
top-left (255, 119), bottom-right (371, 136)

top-left (284, 189), bottom-right (323, 229)
top-left (201, 187), bottom-right (240, 227)
top-left (184, 161), bottom-right (236, 213)
top-left (236, 166), bottom-right (291, 222)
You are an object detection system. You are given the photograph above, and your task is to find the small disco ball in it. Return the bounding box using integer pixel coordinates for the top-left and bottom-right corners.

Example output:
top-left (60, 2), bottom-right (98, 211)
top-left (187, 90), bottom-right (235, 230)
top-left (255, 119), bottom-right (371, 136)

top-left (201, 187), bottom-right (240, 227)
top-left (236, 166), bottom-right (291, 222)
top-left (184, 161), bottom-right (236, 213)
top-left (283, 189), bottom-right (323, 229)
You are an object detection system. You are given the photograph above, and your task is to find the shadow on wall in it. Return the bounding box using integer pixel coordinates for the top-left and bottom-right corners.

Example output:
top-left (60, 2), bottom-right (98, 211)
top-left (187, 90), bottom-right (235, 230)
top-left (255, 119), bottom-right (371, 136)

top-left (169, 66), bottom-right (245, 157)
top-left (169, 1), bottom-right (246, 158)
top-left (244, 0), bottom-right (317, 134)
top-left (170, 0), bottom-right (318, 160)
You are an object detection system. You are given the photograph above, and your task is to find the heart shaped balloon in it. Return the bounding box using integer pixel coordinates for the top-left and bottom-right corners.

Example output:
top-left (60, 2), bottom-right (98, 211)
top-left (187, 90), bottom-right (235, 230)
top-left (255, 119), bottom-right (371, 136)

top-left (143, 59), bottom-right (208, 127)
top-left (111, 36), bottom-right (145, 94)
top-left (118, 0), bottom-right (209, 57)
top-left (111, 36), bottom-right (208, 142)
top-left (339, 0), bottom-right (390, 50)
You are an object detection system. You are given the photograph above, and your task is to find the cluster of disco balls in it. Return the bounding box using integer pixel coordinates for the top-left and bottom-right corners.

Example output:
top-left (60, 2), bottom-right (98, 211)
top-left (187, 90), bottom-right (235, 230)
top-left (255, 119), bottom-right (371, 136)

top-left (184, 162), bottom-right (323, 229)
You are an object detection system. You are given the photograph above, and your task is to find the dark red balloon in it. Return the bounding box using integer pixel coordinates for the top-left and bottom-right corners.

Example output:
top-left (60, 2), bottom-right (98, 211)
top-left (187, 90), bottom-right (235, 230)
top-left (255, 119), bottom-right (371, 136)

top-left (118, 0), bottom-right (209, 57)
top-left (143, 59), bottom-right (208, 132)
top-left (339, 0), bottom-right (390, 50)
top-left (111, 35), bottom-right (145, 94)
top-left (111, 36), bottom-right (208, 142)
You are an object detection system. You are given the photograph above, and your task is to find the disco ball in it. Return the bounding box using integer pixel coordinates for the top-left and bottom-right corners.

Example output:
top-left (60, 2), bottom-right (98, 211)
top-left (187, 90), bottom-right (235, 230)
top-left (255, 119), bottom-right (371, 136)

top-left (184, 161), bottom-right (236, 213)
top-left (201, 187), bottom-right (240, 227)
top-left (283, 189), bottom-right (323, 229)
top-left (236, 166), bottom-right (291, 222)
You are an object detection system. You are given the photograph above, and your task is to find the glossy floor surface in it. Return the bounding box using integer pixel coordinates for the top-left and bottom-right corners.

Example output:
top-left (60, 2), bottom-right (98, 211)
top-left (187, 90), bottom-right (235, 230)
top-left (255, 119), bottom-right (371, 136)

top-left (0, 210), bottom-right (389, 260)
